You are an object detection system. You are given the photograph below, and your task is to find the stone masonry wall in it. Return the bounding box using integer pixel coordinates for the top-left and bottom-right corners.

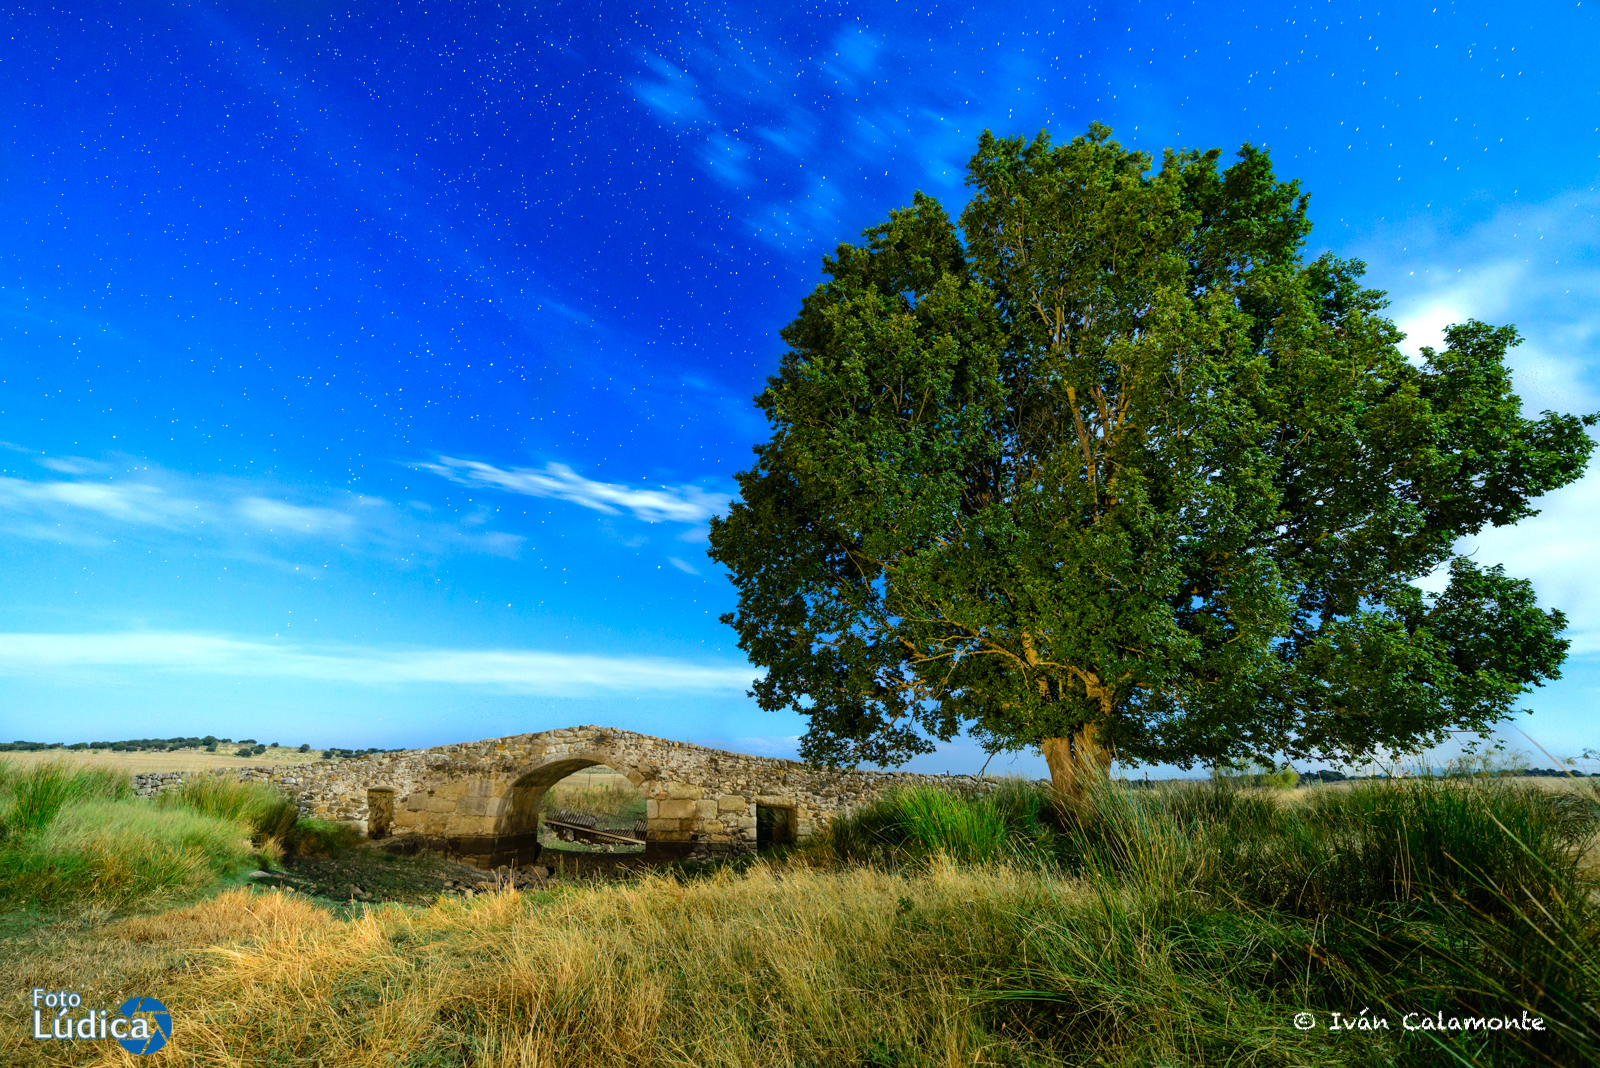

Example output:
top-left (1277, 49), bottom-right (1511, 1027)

top-left (132, 725), bottom-right (996, 868)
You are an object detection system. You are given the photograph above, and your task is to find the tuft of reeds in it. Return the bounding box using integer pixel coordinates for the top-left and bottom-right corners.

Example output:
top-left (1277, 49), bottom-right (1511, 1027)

top-left (0, 759), bottom-right (133, 839)
top-left (0, 759), bottom-right (359, 911)
top-left (821, 779), bottom-right (1051, 867)
top-left (156, 773), bottom-right (298, 842)
top-left (0, 799), bottom-right (252, 908)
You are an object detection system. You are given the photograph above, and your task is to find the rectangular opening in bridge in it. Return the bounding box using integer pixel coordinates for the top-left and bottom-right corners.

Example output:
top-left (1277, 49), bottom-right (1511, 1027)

top-left (756, 805), bottom-right (794, 849)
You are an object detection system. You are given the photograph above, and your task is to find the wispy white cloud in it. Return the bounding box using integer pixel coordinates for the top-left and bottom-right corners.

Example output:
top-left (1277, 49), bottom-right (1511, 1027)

top-left (0, 450), bottom-right (523, 561)
top-left (0, 632), bottom-right (759, 697)
top-left (420, 456), bottom-right (731, 524)
top-left (236, 497), bottom-right (358, 536)
top-left (0, 477), bottom-right (181, 527)
top-left (667, 556), bottom-right (700, 575)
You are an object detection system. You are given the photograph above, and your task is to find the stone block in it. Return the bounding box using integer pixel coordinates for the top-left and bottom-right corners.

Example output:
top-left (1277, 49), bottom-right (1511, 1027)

top-left (754, 794), bottom-right (793, 807)
top-left (437, 781), bottom-right (469, 801)
top-left (455, 796), bottom-right (490, 817)
top-left (425, 797), bottom-right (456, 814)
top-left (446, 815), bottom-right (495, 836)
top-left (717, 794), bottom-right (747, 812)
top-left (646, 799), bottom-right (658, 819)
top-left (665, 783), bottom-right (704, 800)
top-left (647, 818), bottom-right (687, 833)
top-left (694, 799), bottom-right (718, 819)
top-left (657, 799), bottom-right (696, 819)
top-left (652, 829), bottom-right (692, 842)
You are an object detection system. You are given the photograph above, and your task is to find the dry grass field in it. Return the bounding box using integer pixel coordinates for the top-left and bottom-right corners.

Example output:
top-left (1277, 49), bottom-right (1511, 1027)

top-left (3, 760), bottom-right (1595, 1066)
top-left (0, 745), bottom-right (326, 774)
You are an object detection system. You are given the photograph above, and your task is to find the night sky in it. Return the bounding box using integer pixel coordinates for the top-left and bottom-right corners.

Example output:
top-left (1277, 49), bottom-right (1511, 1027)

top-left (2, 0), bottom-right (1597, 775)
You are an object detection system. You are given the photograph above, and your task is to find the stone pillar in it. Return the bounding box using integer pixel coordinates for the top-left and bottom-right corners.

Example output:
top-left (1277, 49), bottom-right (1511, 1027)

top-left (367, 787), bottom-right (395, 839)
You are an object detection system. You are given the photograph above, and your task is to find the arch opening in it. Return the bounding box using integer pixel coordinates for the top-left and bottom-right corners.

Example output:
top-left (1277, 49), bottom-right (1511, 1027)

top-left (501, 757), bottom-right (646, 857)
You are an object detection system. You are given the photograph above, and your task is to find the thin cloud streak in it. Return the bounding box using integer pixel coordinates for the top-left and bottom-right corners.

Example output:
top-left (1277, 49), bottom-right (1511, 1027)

top-left (421, 456), bottom-right (731, 524)
top-left (0, 632), bottom-right (760, 697)
top-left (0, 450), bottom-right (525, 561)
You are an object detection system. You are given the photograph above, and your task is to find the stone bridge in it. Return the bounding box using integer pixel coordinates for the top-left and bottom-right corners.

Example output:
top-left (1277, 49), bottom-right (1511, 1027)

top-left (226, 725), bottom-right (985, 868)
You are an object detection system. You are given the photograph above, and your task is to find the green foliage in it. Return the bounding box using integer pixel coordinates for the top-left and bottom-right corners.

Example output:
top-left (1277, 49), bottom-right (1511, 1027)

top-left (0, 759), bottom-right (132, 838)
top-left (2, 735), bottom-right (245, 752)
top-left (1211, 762), bottom-right (1299, 790)
top-left (709, 123), bottom-right (1595, 771)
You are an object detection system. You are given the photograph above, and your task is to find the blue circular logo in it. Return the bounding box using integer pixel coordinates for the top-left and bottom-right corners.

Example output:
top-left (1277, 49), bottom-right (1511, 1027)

top-left (115, 996), bottom-right (171, 1055)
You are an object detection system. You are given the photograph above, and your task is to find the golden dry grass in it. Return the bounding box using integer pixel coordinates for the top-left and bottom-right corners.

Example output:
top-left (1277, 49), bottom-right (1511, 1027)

top-left (0, 889), bottom-right (337, 1068)
top-left (1, 747), bottom-right (325, 774)
top-left (43, 863), bottom-right (1072, 1068)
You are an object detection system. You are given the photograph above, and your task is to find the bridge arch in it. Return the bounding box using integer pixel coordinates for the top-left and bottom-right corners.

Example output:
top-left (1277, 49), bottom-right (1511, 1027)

top-left (498, 751), bottom-right (648, 842)
top-left (273, 725), bottom-right (985, 869)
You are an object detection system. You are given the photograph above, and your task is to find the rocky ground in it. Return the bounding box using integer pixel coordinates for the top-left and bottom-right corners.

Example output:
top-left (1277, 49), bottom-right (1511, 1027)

top-left (248, 836), bottom-right (679, 906)
top-left (249, 839), bottom-right (557, 905)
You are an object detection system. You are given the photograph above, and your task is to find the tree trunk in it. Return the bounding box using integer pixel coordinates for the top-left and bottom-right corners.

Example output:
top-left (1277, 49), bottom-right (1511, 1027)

top-left (1041, 724), bottom-right (1110, 805)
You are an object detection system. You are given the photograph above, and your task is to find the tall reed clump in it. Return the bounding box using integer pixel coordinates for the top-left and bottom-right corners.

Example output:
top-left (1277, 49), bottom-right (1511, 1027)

top-left (157, 773), bottom-right (298, 841)
top-left (820, 780), bottom-right (1053, 867)
top-left (1004, 772), bottom-right (1600, 1066)
top-left (0, 759), bottom-right (254, 909)
top-left (156, 772), bottom-right (358, 858)
top-left (0, 759), bottom-right (132, 839)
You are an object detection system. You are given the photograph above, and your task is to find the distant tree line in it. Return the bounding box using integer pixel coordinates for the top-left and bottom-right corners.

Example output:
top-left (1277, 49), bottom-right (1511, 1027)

top-left (1, 736), bottom-right (406, 760)
top-left (318, 747), bottom-right (404, 760)
top-left (0, 736), bottom-right (316, 754)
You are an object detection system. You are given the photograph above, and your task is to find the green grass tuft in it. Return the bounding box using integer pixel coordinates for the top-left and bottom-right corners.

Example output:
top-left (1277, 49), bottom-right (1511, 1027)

top-left (0, 759), bottom-right (132, 839)
top-left (0, 798), bottom-right (252, 908)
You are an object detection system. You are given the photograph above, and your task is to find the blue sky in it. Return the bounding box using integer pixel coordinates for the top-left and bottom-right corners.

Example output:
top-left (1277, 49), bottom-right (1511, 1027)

top-left (2, 0), bottom-right (1597, 776)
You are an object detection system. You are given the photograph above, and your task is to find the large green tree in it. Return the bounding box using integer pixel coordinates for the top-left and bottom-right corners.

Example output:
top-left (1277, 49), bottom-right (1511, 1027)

top-left (707, 125), bottom-right (1595, 797)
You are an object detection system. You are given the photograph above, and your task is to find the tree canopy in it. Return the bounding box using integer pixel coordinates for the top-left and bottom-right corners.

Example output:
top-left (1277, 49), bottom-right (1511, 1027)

top-left (706, 125), bottom-right (1596, 792)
